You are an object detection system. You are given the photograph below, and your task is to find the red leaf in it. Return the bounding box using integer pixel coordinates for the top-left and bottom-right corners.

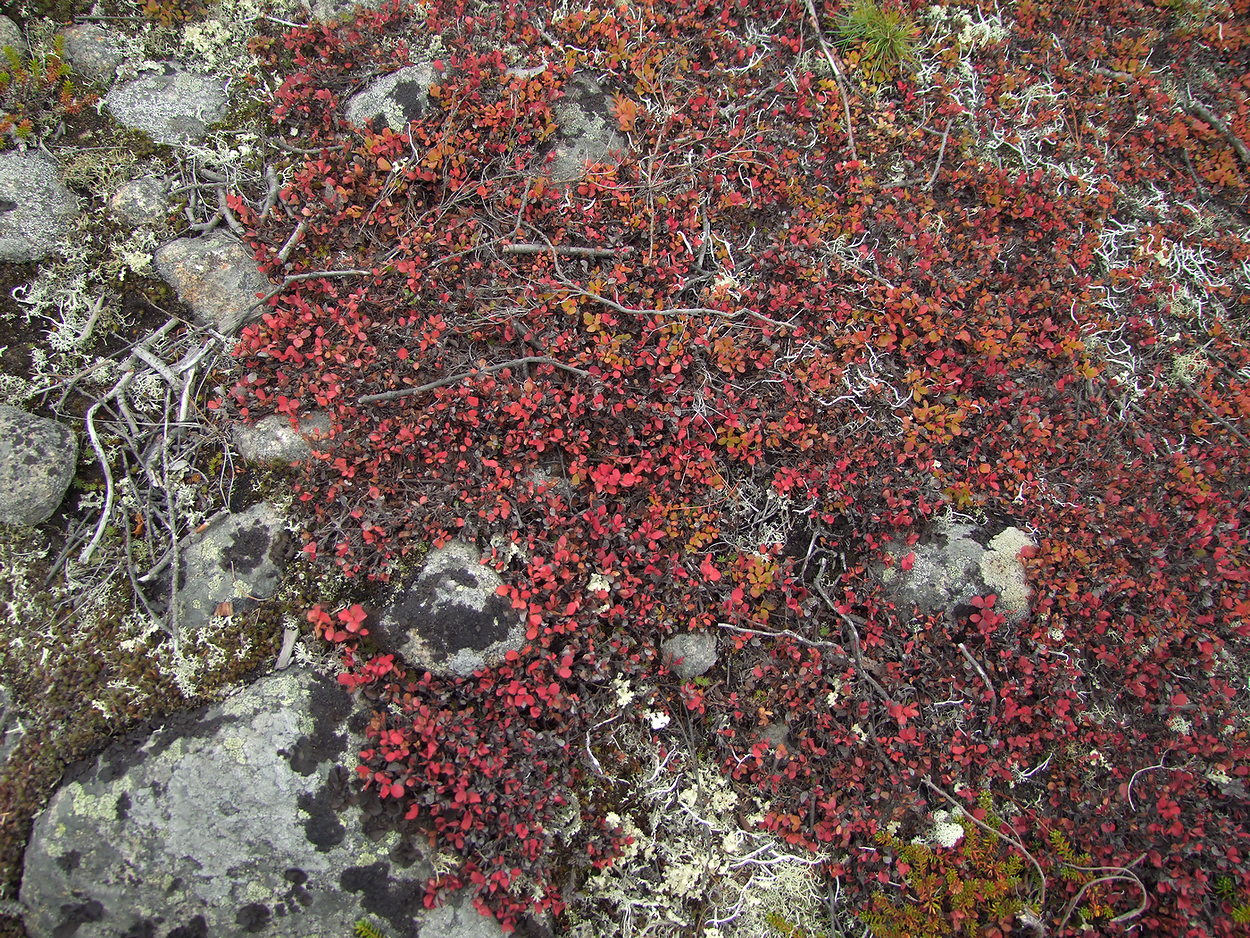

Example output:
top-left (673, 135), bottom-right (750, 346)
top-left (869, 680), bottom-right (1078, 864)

top-left (700, 554), bottom-right (722, 582)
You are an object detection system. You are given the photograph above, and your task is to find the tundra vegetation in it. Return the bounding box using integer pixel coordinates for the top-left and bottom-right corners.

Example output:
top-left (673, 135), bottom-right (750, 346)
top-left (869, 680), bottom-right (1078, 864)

top-left (1, 0), bottom-right (1250, 935)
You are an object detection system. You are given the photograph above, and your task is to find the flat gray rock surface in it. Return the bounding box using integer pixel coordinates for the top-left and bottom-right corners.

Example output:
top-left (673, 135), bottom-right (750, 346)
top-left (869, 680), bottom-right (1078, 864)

top-left (376, 540), bottom-right (524, 676)
top-left (154, 232), bottom-right (271, 335)
top-left (0, 405), bottom-right (77, 526)
top-left (549, 72), bottom-right (624, 182)
top-left (0, 151), bottom-right (79, 264)
top-left (0, 15), bottom-right (26, 54)
top-left (878, 520), bottom-right (1036, 622)
top-left (20, 668), bottom-right (433, 938)
top-left (105, 69), bottom-right (227, 145)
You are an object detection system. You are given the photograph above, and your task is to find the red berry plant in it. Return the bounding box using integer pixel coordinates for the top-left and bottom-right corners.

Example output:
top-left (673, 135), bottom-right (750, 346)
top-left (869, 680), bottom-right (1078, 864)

top-left (222, 0), bottom-right (1250, 933)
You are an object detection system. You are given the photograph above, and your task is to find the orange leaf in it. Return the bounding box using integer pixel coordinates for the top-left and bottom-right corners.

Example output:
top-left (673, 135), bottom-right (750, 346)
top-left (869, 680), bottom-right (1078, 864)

top-left (610, 92), bottom-right (641, 132)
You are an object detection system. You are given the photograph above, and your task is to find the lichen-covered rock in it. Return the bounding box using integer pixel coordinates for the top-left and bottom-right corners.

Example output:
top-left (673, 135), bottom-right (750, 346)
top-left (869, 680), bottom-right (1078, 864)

top-left (0, 405), bottom-right (77, 526)
top-left (661, 631), bottom-right (718, 679)
top-left (376, 540), bottom-right (524, 677)
top-left (548, 72), bottom-right (625, 183)
top-left (59, 24), bottom-right (127, 85)
top-left (345, 63), bottom-right (438, 132)
top-left (20, 668), bottom-right (434, 938)
top-left (105, 68), bottom-right (227, 145)
top-left (175, 502), bottom-right (289, 633)
top-left (108, 176), bottom-right (170, 226)
top-left (878, 518), bottom-right (1036, 622)
top-left (233, 412), bottom-right (332, 464)
top-left (0, 15), bottom-right (25, 55)
top-left (154, 232), bottom-right (271, 335)
top-left (0, 151), bottom-right (79, 264)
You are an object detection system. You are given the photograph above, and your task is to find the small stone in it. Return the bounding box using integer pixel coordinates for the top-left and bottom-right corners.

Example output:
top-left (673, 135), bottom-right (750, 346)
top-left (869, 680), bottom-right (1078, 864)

top-left (59, 24), bottom-right (127, 85)
top-left (105, 68), bottom-right (227, 146)
top-left (233, 412), bottom-right (332, 464)
top-left (0, 405), bottom-right (78, 526)
top-left (154, 232), bottom-right (271, 335)
top-left (0, 151), bottom-right (79, 264)
top-left (108, 176), bottom-right (170, 226)
top-left (661, 631), bottom-right (718, 679)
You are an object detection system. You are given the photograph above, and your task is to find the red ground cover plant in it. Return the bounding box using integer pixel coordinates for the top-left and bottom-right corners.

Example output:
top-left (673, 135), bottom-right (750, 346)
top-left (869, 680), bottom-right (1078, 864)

top-left (222, 0), bottom-right (1250, 932)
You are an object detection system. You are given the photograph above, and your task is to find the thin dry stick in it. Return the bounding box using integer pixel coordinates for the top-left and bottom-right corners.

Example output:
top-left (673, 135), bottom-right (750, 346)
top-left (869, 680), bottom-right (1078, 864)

top-left (957, 641), bottom-right (998, 715)
top-left (802, 0), bottom-right (859, 162)
top-left (1178, 380), bottom-right (1250, 451)
top-left (921, 776), bottom-right (1048, 915)
top-left (276, 220), bottom-right (308, 265)
top-left (925, 118), bottom-right (954, 191)
top-left (714, 620), bottom-right (853, 666)
top-left (559, 279), bottom-right (796, 330)
top-left (359, 356), bottom-right (593, 404)
top-left (813, 565), bottom-right (890, 703)
top-left (259, 164), bottom-right (281, 220)
top-left (1185, 99), bottom-right (1250, 167)
top-left (217, 187), bottom-right (245, 235)
top-left (503, 243), bottom-right (625, 259)
top-left (1056, 871), bottom-right (1149, 932)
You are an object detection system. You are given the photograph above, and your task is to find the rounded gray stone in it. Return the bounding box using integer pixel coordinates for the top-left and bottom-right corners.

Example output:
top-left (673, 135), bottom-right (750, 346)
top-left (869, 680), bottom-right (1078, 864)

top-left (105, 69), bottom-right (227, 146)
top-left (154, 232), bottom-right (271, 334)
top-left (233, 412), bottom-right (332, 464)
top-left (175, 502), bottom-right (287, 632)
top-left (0, 16), bottom-right (26, 55)
top-left (660, 631), bottom-right (718, 679)
top-left (0, 151), bottom-right (79, 264)
top-left (60, 24), bottom-right (127, 85)
top-left (0, 405), bottom-right (77, 526)
top-left (108, 176), bottom-right (169, 226)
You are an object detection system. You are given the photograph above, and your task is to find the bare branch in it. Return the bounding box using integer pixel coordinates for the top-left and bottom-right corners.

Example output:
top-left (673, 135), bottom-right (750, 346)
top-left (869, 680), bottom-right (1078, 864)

top-left (801, 0), bottom-right (859, 163)
top-left (504, 243), bottom-right (627, 259)
top-left (359, 356), bottom-right (594, 404)
top-left (1185, 99), bottom-right (1250, 167)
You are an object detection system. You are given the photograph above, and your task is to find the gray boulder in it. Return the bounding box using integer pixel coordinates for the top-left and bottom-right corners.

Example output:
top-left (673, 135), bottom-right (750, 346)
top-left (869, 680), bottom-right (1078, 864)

top-left (878, 520), bottom-right (1036, 622)
top-left (0, 151), bottom-right (79, 264)
top-left (175, 502), bottom-right (288, 632)
top-left (108, 176), bottom-right (170, 226)
top-left (0, 405), bottom-right (77, 526)
top-left (20, 667), bottom-right (436, 938)
top-left (154, 232), bottom-right (271, 335)
top-left (105, 68), bottom-right (227, 146)
top-left (661, 631), bottom-right (717, 679)
top-left (345, 63), bottom-right (438, 132)
top-left (376, 540), bottom-right (524, 677)
top-left (548, 73), bottom-right (625, 183)
top-left (60, 24), bottom-right (127, 85)
top-left (233, 412), bottom-right (332, 464)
